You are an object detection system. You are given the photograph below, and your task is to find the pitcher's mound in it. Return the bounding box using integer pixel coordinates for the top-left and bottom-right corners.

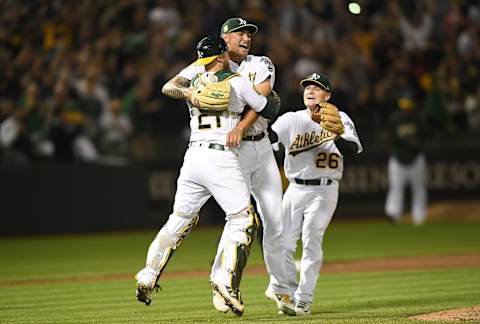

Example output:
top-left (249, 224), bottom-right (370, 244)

top-left (410, 305), bottom-right (480, 322)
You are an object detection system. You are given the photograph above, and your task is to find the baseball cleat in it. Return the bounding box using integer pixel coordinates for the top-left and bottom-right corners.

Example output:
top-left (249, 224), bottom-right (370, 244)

top-left (135, 268), bottom-right (160, 306)
top-left (136, 282), bottom-right (152, 305)
top-left (212, 291), bottom-right (229, 313)
top-left (295, 300), bottom-right (312, 315)
top-left (265, 289), bottom-right (296, 316)
top-left (210, 280), bottom-right (244, 316)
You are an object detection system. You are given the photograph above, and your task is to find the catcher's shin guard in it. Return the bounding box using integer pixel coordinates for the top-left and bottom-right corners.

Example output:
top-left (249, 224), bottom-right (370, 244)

top-left (222, 205), bottom-right (259, 290)
top-left (143, 212), bottom-right (199, 289)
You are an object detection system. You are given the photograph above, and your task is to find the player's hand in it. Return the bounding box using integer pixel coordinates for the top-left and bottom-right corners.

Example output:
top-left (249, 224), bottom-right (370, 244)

top-left (226, 127), bottom-right (243, 147)
top-left (311, 102), bottom-right (344, 135)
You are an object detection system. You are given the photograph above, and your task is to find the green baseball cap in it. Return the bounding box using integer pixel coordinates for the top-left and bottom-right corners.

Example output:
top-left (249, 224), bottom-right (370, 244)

top-left (300, 72), bottom-right (332, 92)
top-left (220, 17), bottom-right (258, 35)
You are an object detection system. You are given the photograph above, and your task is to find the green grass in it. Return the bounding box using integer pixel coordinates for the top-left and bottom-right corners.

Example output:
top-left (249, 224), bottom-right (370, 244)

top-left (0, 220), bottom-right (479, 323)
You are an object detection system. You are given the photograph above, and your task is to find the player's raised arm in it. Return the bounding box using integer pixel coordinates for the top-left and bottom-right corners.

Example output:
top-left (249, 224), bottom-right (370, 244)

top-left (161, 75), bottom-right (192, 100)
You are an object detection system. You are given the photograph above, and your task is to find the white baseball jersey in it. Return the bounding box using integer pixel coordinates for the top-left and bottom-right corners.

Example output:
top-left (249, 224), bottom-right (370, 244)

top-left (188, 74), bottom-right (267, 145)
top-left (136, 75), bottom-right (267, 301)
top-left (272, 108), bottom-right (362, 304)
top-left (179, 55), bottom-right (275, 136)
top-left (272, 110), bottom-right (363, 181)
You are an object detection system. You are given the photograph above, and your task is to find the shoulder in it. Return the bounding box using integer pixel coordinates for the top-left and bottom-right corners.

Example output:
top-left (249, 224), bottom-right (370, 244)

top-left (275, 110), bottom-right (304, 125)
top-left (339, 111), bottom-right (353, 122)
top-left (339, 111), bottom-right (357, 128)
top-left (250, 55), bottom-right (275, 70)
top-left (179, 63), bottom-right (205, 80)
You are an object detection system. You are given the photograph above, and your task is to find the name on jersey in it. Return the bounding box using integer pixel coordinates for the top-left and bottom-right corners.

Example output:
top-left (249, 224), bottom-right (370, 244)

top-left (289, 130), bottom-right (336, 156)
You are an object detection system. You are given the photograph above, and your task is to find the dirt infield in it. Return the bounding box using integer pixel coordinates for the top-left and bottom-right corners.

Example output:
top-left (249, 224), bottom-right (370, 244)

top-left (410, 305), bottom-right (480, 322)
top-left (2, 253), bottom-right (479, 287)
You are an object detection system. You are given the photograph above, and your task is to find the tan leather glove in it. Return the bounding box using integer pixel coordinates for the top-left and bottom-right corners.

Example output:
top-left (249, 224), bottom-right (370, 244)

top-left (311, 102), bottom-right (344, 135)
top-left (191, 80), bottom-right (230, 112)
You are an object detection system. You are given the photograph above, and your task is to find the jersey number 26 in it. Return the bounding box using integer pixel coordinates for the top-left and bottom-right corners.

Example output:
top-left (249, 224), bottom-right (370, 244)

top-left (316, 152), bottom-right (339, 169)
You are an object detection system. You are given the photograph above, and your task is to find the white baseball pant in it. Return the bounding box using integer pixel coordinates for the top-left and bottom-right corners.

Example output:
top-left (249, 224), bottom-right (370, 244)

top-left (143, 145), bottom-right (256, 289)
top-left (283, 181), bottom-right (338, 303)
top-left (385, 154), bottom-right (427, 225)
top-left (212, 136), bottom-right (289, 294)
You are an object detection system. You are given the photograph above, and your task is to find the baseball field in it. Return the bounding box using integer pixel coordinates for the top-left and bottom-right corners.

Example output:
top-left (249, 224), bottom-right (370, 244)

top-left (1, 217), bottom-right (479, 323)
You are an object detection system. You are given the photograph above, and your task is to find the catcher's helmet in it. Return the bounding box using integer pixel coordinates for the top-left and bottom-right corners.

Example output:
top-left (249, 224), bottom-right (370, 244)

top-left (194, 35), bottom-right (228, 66)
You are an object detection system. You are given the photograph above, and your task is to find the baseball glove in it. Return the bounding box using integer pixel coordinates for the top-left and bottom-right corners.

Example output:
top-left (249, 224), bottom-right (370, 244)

top-left (191, 79), bottom-right (230, 112)
top-left (311, 102), bottom-right (344, 135)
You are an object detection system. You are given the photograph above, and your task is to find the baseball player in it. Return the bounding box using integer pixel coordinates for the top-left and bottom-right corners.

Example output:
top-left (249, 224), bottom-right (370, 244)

top-left (385, 96), bottom-right (427, 225)
top-left (135, 35), bottom-right (279, 316)
top-left (270, 72), bottom-right (363, 315)
top-left (162, 17), bottom-right (304, 316)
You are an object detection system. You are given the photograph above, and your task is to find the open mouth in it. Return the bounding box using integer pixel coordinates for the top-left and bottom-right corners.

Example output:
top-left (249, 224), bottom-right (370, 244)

top-left (239, 44), bottom-right (249, 49)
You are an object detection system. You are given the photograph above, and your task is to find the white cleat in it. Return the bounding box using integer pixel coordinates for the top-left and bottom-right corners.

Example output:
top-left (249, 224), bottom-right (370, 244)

top-left (212, 291), bottom-right (229, 313)
top-left (295, 300), bottom-right (312, 315)
top-left (265, 289), bottom-right (296, 316)
top-left (210, 280), bottom-right (244, 316)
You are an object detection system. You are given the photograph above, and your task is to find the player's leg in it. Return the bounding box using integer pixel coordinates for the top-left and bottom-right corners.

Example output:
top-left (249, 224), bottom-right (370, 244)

top-left (251, 145), bottom-right (287, 293)
top-left (410, 154), bottom-right (427, 225)
top-left (295, 185), bottom-right (338, 314)
top-left (250, 144), bottom-right (295, 315)
top-left (136, 150), bottom-right (211, 305)
top-left (385, 157), bottom-right (407, 222)
top-left (282, 184), bottom-right (305, 300)
top-left (209, 142), bottom-right (255, 292)
top-left (207, 150), bottom-right (258, 316)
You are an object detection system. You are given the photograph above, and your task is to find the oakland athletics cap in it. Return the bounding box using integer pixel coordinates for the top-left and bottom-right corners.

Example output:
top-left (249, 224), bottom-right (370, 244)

top-left (194, 35), bottom-right (229, 66)
top-left (300, 72), bottom-right (332, 92)
top-left (220, 17), bottom-right (258, 35)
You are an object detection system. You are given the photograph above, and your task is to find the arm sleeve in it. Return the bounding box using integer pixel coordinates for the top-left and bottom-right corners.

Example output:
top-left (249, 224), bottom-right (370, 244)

top-left (339, 111), bottom-right (363, 154)
top-left (258, 90), bottom-right (281, 120)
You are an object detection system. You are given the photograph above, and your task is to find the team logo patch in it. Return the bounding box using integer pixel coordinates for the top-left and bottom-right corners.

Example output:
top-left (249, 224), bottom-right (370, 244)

top-left (261, 57), bottom-right (274, 73)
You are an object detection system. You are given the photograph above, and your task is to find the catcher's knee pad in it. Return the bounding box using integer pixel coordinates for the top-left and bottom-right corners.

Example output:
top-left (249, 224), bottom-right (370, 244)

top-left (146, 212), bottom-right (199, 277)
top-left (221, 206), bottom-right (259, 289)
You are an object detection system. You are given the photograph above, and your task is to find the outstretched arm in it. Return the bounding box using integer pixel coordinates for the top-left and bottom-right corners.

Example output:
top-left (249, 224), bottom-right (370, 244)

top-left (161, 75), bottom-right (192, 100)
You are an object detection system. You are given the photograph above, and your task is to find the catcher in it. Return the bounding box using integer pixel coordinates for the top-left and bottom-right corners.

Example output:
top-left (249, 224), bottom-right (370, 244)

top-left (270, 72), bottom-right (363, 315)
top-left (135, 35), bottom-right (279, 316)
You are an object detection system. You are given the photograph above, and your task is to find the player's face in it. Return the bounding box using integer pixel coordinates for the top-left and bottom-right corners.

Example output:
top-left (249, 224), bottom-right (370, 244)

top-left (223, 30), bottom-right (252, 61)
top-left (303, 84), bottom-right (331, 109)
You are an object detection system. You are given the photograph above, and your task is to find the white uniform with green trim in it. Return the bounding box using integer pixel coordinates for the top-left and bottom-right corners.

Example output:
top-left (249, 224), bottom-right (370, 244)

top-left (180, 55), bottom-right (290, 295)
top-left (136, 70), bottom-right (267, 296)
top-left (272, 109), bottom-right (362, 303)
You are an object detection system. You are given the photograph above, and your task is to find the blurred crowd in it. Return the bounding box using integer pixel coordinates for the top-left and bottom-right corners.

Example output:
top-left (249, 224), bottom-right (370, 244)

top-left (0, 0), bottom-right (479, 166)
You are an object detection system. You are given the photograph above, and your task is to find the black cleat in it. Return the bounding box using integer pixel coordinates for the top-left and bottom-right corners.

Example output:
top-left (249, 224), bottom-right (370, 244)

top-left (136, 283), bottom-right (152, 306)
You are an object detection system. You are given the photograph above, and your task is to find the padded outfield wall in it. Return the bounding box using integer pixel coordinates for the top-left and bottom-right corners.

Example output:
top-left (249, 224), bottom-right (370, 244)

top-left (1, 147), bottom-right (479, 235)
